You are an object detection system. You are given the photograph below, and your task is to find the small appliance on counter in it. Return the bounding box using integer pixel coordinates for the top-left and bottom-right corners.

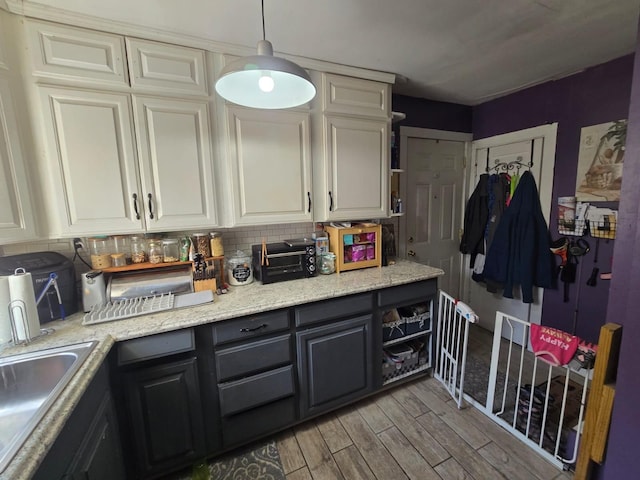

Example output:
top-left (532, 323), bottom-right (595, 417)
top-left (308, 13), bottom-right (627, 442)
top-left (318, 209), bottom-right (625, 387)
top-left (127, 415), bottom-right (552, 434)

top-left (0, 251), bottom-right (78, 323)
top-left (107, 265), bottom-right (194, 302)
top-left (252, 239), bottom-right (316, 284)
top-left (81, 270), bottom-right (106, 312)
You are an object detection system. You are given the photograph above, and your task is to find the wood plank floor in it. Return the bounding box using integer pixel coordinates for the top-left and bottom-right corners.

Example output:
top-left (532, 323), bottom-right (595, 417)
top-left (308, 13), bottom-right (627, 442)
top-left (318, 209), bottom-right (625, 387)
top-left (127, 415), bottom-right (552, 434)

top-left (275, 375), bottom-right (574, 480)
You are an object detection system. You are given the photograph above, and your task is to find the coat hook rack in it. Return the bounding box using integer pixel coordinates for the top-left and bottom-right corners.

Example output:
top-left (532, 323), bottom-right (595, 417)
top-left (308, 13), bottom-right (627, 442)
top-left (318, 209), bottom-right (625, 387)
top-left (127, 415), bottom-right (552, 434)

top-left (486, 155), bottom-right (533, 173)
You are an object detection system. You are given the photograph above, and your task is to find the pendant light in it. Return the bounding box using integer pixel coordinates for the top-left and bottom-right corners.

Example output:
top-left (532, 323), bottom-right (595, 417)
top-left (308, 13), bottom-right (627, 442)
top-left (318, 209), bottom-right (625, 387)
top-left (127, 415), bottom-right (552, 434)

top-left (215, 0), bottom-right (316, 109)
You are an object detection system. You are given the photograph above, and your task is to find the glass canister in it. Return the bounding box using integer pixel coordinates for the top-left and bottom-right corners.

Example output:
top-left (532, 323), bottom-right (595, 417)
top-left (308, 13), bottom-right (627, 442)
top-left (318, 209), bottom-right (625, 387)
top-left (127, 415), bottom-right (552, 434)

top-left (226, 250), bottom-right (253, 286)
top-left (162, 239), bottom-right (180, 262)
top-left (319, 252), bottom-right (336, 274)
top-left (209, 232), bottom-right (224, 257)
top-left (131, 236), bottom-right (147, 264)
top-left (193, 233), bottom-right (211, 257)
top-left (148, 241), bottom-right (163, 264)
top-left (88, 236), bottom-right (113, 269)
top-left (111, 235), bottom-right (131, 264)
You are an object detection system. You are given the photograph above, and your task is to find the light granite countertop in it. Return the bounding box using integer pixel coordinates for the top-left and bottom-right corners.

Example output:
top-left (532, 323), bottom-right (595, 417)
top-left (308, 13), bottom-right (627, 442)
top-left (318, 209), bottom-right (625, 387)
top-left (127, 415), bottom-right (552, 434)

top-left (0, 260), bottom-right (443, 480)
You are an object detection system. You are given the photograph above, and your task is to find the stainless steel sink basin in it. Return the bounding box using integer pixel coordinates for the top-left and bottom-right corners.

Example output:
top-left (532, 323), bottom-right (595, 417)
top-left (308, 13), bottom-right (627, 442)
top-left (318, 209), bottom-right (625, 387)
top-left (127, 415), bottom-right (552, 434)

top-left (0, 341), bottom-right (97, 473)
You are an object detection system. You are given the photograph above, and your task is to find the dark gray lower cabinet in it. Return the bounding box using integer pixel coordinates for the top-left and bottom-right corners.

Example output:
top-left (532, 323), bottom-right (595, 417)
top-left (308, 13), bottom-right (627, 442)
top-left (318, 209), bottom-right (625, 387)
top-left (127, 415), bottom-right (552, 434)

top-left (297, 314), bottom-right (374, 417)
top-left (122, 356), bottom-right (206, 478)
top-left (33, 364), bottom-right (125, 480)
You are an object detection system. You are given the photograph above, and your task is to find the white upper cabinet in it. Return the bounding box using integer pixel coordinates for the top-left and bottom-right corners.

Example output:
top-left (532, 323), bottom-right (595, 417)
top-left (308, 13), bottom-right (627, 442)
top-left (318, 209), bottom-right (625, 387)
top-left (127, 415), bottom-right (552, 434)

top-left (126, 38), bottom-right (208, 95)
top-left (0, 76), bottom-right (37, 243)
top-left (225, 106), bottom-right (312, 225)
top-left (312, 73), bottom-right (391, 221)
top-left (321, 73), bottom-right (389, 118)
top-left (313, 115), bottom-right (389, 221)
top-left (133, 96), bottom-right (217, 231)
top-left (38, 86), bottom-right (143, 235)
top-left (26, 19), bottom-right (128, 86)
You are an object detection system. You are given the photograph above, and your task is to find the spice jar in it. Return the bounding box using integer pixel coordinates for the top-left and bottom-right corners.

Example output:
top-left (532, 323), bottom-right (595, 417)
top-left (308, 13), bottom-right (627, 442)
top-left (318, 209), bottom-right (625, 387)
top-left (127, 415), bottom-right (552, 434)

top-left (193, 233), bottom-right (210, 257)
top-left (319, 252), bottom-right (336, 274)
top-left (209, 232), bottom-right (224, 257)
top-left (110, 253), bottom-right (126, 267)
top-left (162, 239), bottom-right (180, 262)
top-left (131, 236), bottom-right (147, 264)
top-left (148, 241), bottom-right (163, 264)
top-left (89, 236), bottom-right (112, 269)
top-left (226, 250), bottom-right (253, 286)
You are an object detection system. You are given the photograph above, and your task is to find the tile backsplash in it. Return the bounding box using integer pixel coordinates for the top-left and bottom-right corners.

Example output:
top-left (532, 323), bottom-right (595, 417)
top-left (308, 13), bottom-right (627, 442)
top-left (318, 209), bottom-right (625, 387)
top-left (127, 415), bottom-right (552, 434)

top-left (0, 222), bottom-right (317, 276)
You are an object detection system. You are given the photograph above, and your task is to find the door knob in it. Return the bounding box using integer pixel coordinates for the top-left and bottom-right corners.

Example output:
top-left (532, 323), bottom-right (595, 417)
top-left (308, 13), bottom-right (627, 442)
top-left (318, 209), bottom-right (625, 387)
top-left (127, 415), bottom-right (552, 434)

top-left (408, 250), bottom-right (416, 257)
top-left (408, 236), bottom-right (414, 243)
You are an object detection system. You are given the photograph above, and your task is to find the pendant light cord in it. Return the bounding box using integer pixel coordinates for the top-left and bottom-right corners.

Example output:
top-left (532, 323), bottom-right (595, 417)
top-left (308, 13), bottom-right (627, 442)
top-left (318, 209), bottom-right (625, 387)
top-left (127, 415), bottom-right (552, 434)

top-left (261, 0), bottom-right (266, 41)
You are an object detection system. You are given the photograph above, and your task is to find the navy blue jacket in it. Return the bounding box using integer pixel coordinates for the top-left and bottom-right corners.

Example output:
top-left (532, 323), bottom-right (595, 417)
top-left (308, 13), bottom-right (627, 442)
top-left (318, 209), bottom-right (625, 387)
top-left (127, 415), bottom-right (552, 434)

top-left (482, 171), bottom-right (555, 303)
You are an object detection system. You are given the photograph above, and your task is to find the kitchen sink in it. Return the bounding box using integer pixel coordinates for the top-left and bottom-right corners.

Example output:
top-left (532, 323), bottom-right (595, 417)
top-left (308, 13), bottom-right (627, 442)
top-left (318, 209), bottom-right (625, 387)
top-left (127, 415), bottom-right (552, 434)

top-left (0, 341), bottom-right (97, 473)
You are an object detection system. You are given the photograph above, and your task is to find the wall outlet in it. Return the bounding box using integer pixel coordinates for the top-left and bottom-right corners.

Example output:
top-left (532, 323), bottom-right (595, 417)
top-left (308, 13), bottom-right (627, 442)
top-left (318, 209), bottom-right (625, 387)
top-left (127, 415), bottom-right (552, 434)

top-left (73, 238), bottom-right (85, 250)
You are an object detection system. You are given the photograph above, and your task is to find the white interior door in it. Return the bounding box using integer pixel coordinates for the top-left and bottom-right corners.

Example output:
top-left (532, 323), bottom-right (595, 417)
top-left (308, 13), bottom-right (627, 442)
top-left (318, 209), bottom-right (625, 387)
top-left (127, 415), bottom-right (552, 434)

top-left (462, 124), bottom-right (557, 340)
top-left (401, 128), bottom-right (471, 299)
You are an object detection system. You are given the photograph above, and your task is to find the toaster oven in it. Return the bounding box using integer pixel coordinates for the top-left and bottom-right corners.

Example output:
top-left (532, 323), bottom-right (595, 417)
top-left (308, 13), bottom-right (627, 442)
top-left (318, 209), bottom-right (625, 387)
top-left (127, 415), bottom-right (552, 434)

top-left (251, 239), bottom-right (316, 284)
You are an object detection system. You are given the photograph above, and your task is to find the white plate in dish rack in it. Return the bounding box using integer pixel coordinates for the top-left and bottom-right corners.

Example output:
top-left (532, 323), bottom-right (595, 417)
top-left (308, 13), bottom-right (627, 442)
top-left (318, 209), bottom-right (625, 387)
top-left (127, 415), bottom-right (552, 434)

top-left (82, 290), bottom-right (214, 325)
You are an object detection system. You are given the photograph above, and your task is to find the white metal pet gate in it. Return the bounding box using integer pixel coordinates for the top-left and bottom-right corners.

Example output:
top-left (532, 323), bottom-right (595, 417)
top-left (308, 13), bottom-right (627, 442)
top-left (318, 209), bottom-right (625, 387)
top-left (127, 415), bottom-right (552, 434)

top-left (435, 290), bottom-right (591, 470)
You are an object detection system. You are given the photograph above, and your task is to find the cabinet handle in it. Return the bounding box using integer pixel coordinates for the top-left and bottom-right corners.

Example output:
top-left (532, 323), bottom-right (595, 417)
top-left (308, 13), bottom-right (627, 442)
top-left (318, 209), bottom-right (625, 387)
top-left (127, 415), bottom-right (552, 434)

top-left (307, 192), bottom-right (312, 213)
top-left (147, 193), bottom-right (154, 220)
top-left (132, 193), bottom-right (140, 220)
top-left (329, 191), bottom-right (333, 211)
top-left (240, 323), bottom-right (267, 333)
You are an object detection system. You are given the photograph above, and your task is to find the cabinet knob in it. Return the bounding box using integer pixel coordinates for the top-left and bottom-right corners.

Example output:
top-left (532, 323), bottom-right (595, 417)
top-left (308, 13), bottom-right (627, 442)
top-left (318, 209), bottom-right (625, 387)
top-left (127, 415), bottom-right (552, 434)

top-left (408, 250), bottom-right (416, 257)
top-left (408, 236), bottom-right (414, 243)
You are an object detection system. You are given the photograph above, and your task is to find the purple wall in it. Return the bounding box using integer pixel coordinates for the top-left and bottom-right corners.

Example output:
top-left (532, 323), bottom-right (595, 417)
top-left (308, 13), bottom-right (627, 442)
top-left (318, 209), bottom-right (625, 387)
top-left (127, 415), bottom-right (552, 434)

top-left (392, 94), bottom-right (472, 132)
top-left (472, 55), bottom-right (634, 343)
top-left (602, 24), bottom-right (640, 480)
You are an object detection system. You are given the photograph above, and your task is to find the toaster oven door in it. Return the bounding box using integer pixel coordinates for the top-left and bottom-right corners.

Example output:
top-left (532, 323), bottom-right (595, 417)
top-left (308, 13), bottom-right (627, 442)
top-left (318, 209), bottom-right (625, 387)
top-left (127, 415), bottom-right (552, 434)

top-left (264, 251), bottom-right (305, 280)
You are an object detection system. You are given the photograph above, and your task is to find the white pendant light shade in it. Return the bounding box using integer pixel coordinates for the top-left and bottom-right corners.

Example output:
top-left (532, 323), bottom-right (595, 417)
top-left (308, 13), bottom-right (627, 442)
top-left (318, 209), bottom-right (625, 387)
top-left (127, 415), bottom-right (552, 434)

top-left (215, 40), bottom-right (316, 109)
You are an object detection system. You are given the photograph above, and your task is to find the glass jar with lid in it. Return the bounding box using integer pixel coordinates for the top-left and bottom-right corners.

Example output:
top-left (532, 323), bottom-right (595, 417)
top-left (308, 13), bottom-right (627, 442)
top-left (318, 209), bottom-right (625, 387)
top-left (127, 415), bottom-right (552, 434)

top-left (319, 252), bottom-right (336, 274)
top-left (88, 236), bottom-right (113, 269)
top-left (192, 233), bottom-right (210, 257)
top-left (209, 232), bottom-right (224, 257)
top-left (131, 236), bottom-right (147, 263)
top-left (148, 241), bottom-right (163, 264)
top-left (162, 239), bottom-right (180, 263)
top-left (111, 235), bottom-right (131, 264)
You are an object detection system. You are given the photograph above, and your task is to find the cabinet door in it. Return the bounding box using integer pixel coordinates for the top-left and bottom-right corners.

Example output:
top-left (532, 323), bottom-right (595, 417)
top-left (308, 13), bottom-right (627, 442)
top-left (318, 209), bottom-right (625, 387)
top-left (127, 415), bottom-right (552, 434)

top-left (122, 357), bottom-right (206, 478)
top-left (226, 106), bottom-right (312, 225)
top-left (321, 73), bottom-right (389, 118)
top-left (25, 19), bottom-right (128, 86)
top-left (67, 393), bottom-right (125, 480)
top-left (316, 115), bottom-right (389, 221)
top-left (126, 38), bottom-right (207, 95)
top-left (39, 86), bottom-right (143, 235)
top-left (297, 314), bottom-right (373, 417)
top-left (0, 76), bottom-right (37, 243)
top-left (133, 96), bottom-right (218, 230)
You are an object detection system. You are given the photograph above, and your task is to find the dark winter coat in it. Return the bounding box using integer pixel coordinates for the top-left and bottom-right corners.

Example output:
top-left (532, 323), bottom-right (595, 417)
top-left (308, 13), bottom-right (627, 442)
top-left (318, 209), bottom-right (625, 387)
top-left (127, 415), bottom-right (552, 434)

top-left (459, 174), bottom-right (489, 267)
top-left (482, 171), bottom-right (555, 303)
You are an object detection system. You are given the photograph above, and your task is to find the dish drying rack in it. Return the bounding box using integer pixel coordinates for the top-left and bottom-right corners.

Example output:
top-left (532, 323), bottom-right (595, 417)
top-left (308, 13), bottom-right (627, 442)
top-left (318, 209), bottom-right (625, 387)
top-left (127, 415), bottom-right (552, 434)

top-left (82, 290), bottom-right (214, 325)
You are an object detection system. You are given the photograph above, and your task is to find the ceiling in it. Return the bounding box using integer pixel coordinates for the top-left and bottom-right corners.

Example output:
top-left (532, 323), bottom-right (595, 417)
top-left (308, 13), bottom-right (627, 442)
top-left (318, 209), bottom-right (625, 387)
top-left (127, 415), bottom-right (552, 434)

top-left (18, 0), bottom-right (640, 105)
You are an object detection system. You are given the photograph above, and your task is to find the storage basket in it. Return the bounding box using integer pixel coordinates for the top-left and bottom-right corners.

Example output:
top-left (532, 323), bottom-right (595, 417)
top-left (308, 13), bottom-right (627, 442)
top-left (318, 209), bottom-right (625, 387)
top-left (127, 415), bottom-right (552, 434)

top-left (398, 304), bottom-right (430, 335)
top-left (382, 345), bottom-right (419, 380)
top-left (382, 309), bottom-right (405, 341)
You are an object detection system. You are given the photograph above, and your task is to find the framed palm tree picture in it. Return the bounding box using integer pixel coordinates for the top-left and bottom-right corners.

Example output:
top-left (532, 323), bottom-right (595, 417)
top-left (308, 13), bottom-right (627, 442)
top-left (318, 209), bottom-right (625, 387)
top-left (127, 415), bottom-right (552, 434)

top-left (576, 120), bottom-right (627, 201)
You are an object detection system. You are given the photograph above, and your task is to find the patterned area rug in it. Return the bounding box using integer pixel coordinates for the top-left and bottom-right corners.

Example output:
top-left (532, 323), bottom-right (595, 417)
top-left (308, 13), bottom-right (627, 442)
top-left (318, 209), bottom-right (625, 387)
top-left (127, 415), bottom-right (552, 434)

top-left (165, 440), bottom-right (285, 480)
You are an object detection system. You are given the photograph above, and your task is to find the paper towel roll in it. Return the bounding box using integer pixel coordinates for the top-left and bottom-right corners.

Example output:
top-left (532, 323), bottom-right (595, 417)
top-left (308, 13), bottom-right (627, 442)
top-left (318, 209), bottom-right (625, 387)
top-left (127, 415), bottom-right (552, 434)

top-left (7, 269), bottom-right (40, 342)
top-left (0, 276), bottom-right (12, 344)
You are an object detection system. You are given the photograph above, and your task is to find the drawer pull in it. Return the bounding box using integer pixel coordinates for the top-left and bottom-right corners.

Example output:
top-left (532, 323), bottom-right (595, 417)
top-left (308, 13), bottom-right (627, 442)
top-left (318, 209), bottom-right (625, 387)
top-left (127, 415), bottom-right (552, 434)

top-left (240, 323), bottom-right (267, 333)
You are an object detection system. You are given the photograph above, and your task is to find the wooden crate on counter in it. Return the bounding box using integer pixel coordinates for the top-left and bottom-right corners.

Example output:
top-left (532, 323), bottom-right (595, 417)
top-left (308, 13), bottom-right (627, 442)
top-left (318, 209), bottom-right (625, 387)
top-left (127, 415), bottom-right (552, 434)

top-left (324, 224), bottom-right (382, 273)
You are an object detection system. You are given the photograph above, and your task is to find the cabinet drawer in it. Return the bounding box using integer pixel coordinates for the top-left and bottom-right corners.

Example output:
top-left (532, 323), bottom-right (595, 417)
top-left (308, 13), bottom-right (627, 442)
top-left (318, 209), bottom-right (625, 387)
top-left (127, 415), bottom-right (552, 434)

top-left (215, 334), bottom-right (291, 382)
top-left (118, 329), bottom-right (194, 365)
top-left (295, 293), bottom-right (372, 327)
top-left (218, 365), bottom-right (294, 416)
top-left (212, 310), bottom-right (290, 345)
top-left (26, 19), bottom-right (127, 85)
top-left (377, 280), bottom-right (437, 308)
top-left (221, 397), bottom-right (296, 448)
